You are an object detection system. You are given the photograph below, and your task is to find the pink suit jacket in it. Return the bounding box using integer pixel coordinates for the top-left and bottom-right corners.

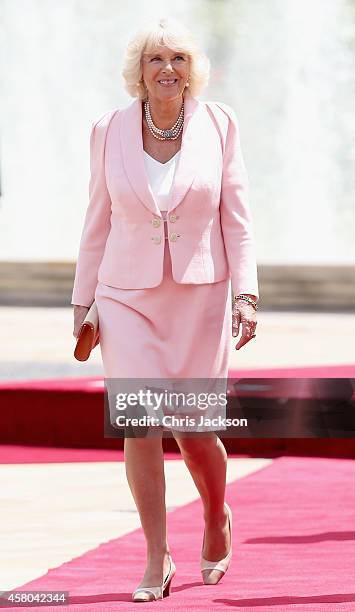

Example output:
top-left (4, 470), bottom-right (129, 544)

top-left (71, 90), bottom-right (259, 307)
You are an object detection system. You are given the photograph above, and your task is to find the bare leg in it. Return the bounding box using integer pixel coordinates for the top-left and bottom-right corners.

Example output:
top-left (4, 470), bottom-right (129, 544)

top-left (124, 431), bottom-right (171, 587)
top-left (173, 432), bottom-right (231, 584)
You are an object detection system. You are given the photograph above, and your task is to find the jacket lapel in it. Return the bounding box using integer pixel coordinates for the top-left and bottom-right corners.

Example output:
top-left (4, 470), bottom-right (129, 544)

top-left (119, 91), bottom-right (200, 217)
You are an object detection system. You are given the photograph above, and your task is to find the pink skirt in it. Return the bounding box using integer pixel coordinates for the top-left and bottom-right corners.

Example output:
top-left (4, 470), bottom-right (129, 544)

top-left (95, 212), bottom-right (232, 433)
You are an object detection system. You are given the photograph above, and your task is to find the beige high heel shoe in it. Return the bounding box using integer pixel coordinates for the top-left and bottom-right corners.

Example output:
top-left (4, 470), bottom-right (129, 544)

top-left (132, 553), bottom-right (176, 602)
top-left (201, 502), bottom-right (232, 584)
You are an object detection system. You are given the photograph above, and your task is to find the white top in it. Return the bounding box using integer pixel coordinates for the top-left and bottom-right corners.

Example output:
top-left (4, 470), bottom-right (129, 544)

top-left (143, 150), bottom-right (181, 211)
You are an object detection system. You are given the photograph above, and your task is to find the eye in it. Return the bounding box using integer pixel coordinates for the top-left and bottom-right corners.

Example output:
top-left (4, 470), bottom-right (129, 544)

top-left (149, 55), bottom-right (185, 62)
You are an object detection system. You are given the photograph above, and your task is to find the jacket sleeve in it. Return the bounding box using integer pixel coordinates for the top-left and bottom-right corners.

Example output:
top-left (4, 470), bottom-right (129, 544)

top-left (71, 112), bottom-right (115, 307)
top-left (218, 103), bottom-right (259, 300)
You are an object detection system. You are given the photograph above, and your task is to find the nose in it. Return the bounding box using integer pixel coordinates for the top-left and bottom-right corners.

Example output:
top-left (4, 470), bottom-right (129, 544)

top-left (161, 60), bottom-right (174, 72)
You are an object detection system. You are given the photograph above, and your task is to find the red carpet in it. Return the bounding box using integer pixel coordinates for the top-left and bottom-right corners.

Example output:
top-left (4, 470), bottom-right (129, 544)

top-left (0, 445), bottom-right (126, 463)
top-left (1, 369), bottom-right (354, 457)
top-left (0, 445), bottom-right (257, 464)
top-left (231, 364), bottom-right (355, 377)
top-left (5, 456), bottom-right (355, 611)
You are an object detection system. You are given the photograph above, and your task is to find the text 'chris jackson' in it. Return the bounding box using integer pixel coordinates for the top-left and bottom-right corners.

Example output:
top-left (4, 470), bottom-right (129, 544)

top-left (114, 415), bottom-right (248, 428)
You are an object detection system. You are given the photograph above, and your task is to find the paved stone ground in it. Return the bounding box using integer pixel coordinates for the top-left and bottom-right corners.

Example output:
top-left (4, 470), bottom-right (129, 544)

top-left (1, 306), bottom-right (354, 380)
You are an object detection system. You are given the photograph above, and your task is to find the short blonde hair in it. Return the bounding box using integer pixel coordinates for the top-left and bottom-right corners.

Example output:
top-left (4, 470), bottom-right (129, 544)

top-left (121, 17), bottom-right (210, 99)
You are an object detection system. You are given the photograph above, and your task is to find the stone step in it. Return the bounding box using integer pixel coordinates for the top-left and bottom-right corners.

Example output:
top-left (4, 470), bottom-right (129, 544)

top-left (0, 262), bottom-right (354, 309)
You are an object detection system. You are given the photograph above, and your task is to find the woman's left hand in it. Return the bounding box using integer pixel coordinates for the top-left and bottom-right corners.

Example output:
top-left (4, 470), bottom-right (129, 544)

top-left (232, 299), bottom-right (257, 350)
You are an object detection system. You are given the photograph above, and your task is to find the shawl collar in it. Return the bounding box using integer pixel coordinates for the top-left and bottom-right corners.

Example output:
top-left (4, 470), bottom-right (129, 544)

top-left (119, 91), bottom-right (201, 216)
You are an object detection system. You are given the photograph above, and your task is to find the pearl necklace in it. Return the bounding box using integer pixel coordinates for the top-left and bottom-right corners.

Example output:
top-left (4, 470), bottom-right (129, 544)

top-left (143, 99), bottom-right (184, 140)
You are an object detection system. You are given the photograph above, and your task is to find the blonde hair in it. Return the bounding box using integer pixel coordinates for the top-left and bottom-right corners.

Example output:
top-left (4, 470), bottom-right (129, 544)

top-left (121, 17), bottom-right (210, 99)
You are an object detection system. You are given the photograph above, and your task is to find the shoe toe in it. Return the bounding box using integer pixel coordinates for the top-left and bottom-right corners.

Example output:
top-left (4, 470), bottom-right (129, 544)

top-left (132, 591), bottom-right (156, 602)
top-left (201, 568), bottom-right (225, 585)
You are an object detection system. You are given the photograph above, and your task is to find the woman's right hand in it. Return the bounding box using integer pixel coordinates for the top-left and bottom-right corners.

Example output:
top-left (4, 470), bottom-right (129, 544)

top-left (73, 305), bottom-right (89, 339)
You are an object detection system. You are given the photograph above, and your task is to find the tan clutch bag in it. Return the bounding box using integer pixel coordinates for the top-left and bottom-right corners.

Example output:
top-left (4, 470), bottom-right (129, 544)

top-left (74, 301), bottom-right (100, 361)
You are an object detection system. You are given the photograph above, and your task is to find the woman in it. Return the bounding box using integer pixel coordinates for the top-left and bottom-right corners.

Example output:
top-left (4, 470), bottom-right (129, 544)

top-left (72, 17), bottom-right (259, 602)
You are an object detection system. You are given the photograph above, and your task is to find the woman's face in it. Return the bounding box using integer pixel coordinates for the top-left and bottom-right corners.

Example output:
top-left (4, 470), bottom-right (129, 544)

top-left (141, 45), bottom-right (190, 103)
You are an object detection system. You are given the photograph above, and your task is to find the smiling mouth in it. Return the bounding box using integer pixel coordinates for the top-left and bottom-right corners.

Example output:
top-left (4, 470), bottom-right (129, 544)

top-left (158, 79), bottom-right (178, 85)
